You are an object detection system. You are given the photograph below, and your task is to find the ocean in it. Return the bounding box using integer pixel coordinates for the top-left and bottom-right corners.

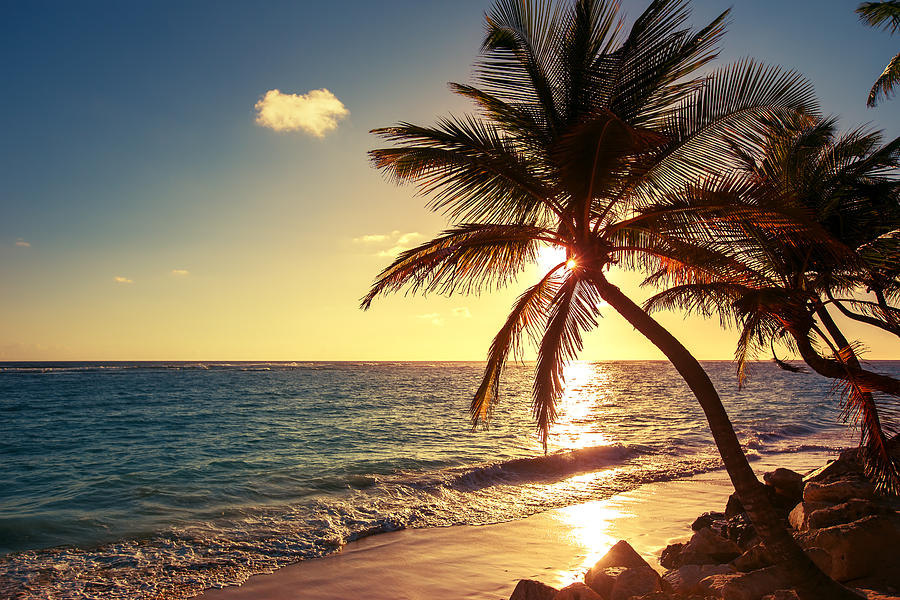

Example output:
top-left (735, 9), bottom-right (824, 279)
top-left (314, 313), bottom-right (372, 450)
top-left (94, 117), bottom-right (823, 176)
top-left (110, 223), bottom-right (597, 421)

top-left (1, 360), bottom-right (895, 599)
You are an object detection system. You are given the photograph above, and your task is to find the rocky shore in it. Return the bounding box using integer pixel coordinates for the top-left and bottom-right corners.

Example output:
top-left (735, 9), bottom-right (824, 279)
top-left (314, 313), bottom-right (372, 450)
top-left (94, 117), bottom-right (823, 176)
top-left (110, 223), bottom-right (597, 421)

top-left (507, 450), bottom-right (900, 600)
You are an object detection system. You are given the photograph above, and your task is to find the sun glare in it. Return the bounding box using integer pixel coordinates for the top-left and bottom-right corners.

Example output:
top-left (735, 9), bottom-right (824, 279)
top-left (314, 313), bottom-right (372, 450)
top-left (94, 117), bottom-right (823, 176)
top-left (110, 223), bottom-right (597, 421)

top-left (536, 244), bottom-right (567, 272)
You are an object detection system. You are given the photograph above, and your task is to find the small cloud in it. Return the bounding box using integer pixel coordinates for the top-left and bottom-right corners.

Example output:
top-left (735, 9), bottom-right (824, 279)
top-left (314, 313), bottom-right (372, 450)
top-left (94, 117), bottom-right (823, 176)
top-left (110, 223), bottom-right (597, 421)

top-left (171, 269), bottom-right (190, 276)
top-left (354, 230), bottom-right (422, 257)
top-left (452, 307), bottom-right (471, 318)
top-left (417, 312), bottom-right (444, 326)
top-left (353, 233), bottom-right (391, 244)
top-left (15, 239), bottom-right (30, 247)
top-left (254, 88), bottom-right (349, 137)
top-left (113, 276), bottom-right (133, 284)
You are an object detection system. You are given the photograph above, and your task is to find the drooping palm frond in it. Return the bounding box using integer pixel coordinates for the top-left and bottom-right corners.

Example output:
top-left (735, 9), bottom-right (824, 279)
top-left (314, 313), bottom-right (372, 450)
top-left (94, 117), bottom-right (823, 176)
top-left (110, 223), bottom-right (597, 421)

top-left (360, 224), bottom-right (555, 309)
top-left (471, 268), bottom-right (564, 427)
top-left (533, 274), bottom-right (602, 448)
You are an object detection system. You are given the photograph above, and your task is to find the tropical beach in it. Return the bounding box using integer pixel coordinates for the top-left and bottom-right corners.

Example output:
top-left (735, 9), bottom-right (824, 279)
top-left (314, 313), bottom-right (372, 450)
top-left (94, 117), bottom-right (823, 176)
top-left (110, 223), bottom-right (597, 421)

top-left (3, 1), bottom-right (900, 600)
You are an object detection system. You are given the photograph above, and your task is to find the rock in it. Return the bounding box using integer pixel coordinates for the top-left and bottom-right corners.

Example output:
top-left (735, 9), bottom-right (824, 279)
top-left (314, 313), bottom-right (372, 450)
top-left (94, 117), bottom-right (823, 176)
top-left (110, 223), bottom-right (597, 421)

top-left (789, 501), bottom-right (832, 531)
top-left (698, 566), bottom-right (791, 600)
top-left (804, 457), bottom-right (864, 487)
top-left (662, 563), bottom-right (735, 594)
top-left (553, 582), bottom-right (604, 600)
top-left (692, 511), bottom-right (726, 532)
top-left (726, 513), bottom-right (758, 549)
top-left (590, 539), bottom-right (652, 570)
top-left (659, 543), bottom-right (684, 570)
top-left (797, 514), bottom-right (900, 581)
top-left (609, 566), bottom-right (662, 600)
top-left (680, 527), bottom-right (743, 565)
top-left (807, 499), bottom-right (889, 530)
top-left (725, 493), bottom-right (745, 519)
top-left (764, 468), bottom-right (804, 503)
top-left (585, 566), bottom-right (626, 599)
top-left (510, 579), bottom-right (559, 600)
top-left (803, 479), bottom-right (877, 504)
top-left (805, 546), bottom-right (832, 575)
top-left (731, 543), bottom-right (773, 573)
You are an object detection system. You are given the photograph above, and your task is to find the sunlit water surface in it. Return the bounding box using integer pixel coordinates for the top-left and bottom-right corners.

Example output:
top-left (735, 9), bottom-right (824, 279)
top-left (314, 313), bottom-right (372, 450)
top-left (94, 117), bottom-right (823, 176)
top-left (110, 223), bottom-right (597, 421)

top-left (2, 360), bottom-right (896, 599)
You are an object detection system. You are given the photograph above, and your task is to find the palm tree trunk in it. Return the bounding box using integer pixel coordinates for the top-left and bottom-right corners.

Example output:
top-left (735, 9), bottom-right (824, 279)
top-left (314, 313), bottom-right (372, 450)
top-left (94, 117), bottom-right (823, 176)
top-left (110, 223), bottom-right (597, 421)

top-left (589, 272), bottom-right (858, 600)
top-left (791, 327), bottom-right (900, 396)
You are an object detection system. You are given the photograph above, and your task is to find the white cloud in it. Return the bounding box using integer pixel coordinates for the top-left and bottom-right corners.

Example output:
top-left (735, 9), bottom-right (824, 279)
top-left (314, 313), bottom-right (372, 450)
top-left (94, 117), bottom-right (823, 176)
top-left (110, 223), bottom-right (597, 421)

top-left (452, 307), bottom-right (472, 318)
top-left (353, 233), bottom-right (391, 243)
top-left (354, 230), bottom-right (422, 257)
top-left (171, 269), bottom-right (190, 276)
top-left (15, 239), bottom-right (30, 247)
top-left (417, 313), bottom-right (444, 326)
top-left (254, 88), bottom-right (349, 137)
top-left (113, 276), bottom-right (133, 284)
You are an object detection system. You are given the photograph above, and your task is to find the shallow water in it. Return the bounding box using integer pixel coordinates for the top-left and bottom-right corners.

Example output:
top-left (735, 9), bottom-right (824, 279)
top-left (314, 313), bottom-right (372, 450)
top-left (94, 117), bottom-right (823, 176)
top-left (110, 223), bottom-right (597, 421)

top-left (1, 360), bottom-right (895, 599)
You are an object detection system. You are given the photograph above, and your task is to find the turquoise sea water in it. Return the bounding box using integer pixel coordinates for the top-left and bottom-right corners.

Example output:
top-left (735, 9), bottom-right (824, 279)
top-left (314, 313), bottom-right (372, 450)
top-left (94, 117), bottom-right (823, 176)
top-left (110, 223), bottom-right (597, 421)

top-left (2, 360), bottom-right (896, 599)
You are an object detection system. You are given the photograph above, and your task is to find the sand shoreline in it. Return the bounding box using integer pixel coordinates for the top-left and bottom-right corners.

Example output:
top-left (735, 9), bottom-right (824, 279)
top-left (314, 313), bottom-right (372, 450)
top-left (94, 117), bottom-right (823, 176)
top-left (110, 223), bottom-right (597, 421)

top-left (197, 451), bottom-right (837, 600)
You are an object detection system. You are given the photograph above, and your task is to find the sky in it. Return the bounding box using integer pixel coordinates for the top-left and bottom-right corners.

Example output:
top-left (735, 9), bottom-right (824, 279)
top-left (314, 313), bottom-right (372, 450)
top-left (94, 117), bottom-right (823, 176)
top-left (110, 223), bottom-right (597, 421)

top-left (1, 0), bottom-right (899, 361)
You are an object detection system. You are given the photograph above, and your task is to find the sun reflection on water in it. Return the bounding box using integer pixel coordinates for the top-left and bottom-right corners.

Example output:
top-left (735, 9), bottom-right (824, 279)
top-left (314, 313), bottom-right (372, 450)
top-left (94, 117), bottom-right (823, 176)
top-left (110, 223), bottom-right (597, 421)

top-left (549, 361), bottom-right (611, 451)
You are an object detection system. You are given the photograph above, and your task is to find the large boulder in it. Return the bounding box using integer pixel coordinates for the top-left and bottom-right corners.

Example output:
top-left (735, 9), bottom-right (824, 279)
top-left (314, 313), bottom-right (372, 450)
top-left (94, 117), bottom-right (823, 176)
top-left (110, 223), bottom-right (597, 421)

top-left (609, 566), bottom-right (662, 600)
top-left (590, 539), bottom-right (651, 570)
top-left (553, 582), bottom-right (604, 600)
top-left (803, 479), bottom-right (877, 504)
top-left (761, 591), bottom-right (799, 600)
top-left (803, 456), bottom-right (864, 487)
top-left (510, 579), bottom-right (559, 600)
top-left (679, 527), bottom-right (743, 565)
top-left (692, 511), bottom-right (727, 532)
top-left (797, 514), bottom-right (900, 582)
top-left (789, 501), bottom-right (832, 531)
top-left (764, 468), bottom-right (804, 505)
top-left (726, 513), bottom-right (759, 549)
top-left (698, 566), bottom-right (791, 600)
top-left (807, 499), bottom-right (889, 530)
top-left (662, 563), bottom-right (735, 595)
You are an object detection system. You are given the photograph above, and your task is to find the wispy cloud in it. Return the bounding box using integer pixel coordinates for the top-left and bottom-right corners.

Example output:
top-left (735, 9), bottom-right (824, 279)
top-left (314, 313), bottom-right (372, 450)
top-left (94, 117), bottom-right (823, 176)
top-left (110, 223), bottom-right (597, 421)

top-left (171, 269), bottom-right (190, 276)
top-left (254, 88), bottom-right (349, 137)
top-left (417, 313), bottom-right (444, 326)
top-left (15, 239), bottom-right (30, 247)
top-left (452, 307), bottom-right (471, 318)
top-left (354, 230), bottom-right (422, 257)
top-left (113, 276), bottom-right (133, 284)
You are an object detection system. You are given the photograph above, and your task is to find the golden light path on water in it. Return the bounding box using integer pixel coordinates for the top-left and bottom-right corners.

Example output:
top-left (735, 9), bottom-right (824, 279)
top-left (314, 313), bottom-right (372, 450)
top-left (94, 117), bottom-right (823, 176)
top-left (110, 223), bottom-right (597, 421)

top-left (546, 362), bottom-right (639, 585)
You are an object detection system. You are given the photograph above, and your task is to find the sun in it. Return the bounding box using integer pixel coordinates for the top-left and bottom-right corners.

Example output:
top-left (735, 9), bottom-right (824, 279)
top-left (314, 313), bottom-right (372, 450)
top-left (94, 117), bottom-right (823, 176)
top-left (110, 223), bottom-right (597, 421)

top-left (536, 244), bottom-right (568, 272)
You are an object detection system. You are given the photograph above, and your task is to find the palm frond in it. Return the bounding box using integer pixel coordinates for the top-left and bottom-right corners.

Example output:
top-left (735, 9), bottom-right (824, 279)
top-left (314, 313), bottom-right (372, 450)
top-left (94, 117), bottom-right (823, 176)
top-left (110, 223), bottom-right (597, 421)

top-left (533, 274), bottom-right (602, 449)
top-left (360, 223), bottom-right (554, 309)
top-left (858, 1), bottom-right (900, 34)
top-left (370, 116), bottom-right (559, 224)
top-left (868, 52), bottom-right (900, 107)
top-left (471, 268), bottom-right (564, 427)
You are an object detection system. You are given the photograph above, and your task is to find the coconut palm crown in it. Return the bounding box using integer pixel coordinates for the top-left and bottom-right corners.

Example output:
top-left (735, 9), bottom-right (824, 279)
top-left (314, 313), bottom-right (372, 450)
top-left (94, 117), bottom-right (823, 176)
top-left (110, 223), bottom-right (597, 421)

top-left (641, 113), bottom-right (900, 491)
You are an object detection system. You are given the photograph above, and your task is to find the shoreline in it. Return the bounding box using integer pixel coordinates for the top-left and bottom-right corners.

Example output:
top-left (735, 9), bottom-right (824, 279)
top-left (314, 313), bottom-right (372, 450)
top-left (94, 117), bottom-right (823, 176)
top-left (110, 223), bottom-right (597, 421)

top-left (197, 450), bottom-right (837, 600)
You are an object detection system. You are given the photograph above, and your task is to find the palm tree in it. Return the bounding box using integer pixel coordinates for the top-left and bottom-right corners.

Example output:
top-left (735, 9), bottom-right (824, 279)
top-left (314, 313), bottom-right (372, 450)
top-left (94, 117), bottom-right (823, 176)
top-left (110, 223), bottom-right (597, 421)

top-left (858, 1), bottom-right (900, 106)
top-left (362, 1), bottom-right (857, 597)
top-left (641, 113), bottom-right (900, 492)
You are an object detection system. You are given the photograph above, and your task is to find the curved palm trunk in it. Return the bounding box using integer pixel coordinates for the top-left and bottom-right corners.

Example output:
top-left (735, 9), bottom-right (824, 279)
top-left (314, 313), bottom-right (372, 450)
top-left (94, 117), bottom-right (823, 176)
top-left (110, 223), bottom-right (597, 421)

top-left (589, 272), bottom-right (858, 600)
top-left (791, 327), bottom-right (900, 396)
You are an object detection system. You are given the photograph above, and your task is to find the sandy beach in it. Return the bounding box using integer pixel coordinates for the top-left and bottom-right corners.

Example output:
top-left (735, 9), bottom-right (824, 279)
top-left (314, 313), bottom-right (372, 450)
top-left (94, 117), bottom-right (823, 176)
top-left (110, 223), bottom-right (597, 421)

top-left (198, 452), bottom-right (835, 600)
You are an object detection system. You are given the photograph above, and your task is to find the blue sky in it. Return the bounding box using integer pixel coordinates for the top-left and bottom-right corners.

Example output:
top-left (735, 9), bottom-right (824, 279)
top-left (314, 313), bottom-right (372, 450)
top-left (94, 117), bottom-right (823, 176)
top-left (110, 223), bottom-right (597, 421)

top-left (1, 0), bottom-right (899, 360)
